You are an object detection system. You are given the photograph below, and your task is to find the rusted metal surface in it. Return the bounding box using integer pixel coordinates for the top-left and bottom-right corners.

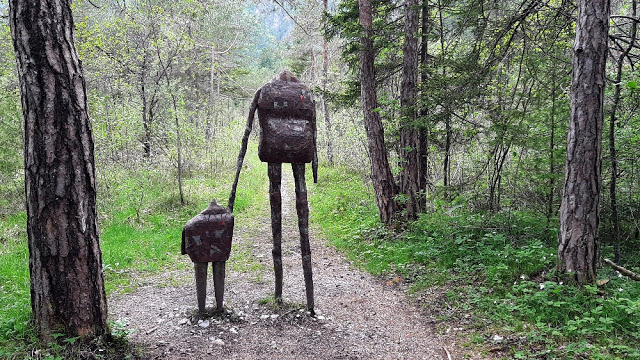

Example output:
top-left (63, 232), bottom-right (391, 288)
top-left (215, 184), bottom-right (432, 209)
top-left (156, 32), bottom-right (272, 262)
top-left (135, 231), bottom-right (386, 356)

top-left (183, 199), bottom-right (233, 313)
top-left (213, 261), bottom-right (226, 311)
top-left (193, 261), bottom-right (226, 313)
top-left (268, 163), bottom-right (284, 302)
top-left (257, 73), bottom-right (316, 165)
top-left (194, 262), bottom-right (208, 312)
top-left (182, 199), bottom-right (234, 263)
top-left (292, 163), bottom-right (314, 313)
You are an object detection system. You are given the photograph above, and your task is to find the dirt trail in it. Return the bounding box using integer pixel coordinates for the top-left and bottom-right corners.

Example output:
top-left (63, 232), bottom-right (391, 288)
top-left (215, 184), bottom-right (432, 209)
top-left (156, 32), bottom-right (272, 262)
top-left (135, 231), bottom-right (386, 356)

top-left (109, 171), bottom-right (461, 359)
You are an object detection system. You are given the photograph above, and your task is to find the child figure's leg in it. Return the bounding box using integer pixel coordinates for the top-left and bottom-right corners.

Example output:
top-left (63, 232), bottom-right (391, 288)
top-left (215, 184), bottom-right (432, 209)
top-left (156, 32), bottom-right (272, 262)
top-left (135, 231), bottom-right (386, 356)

top-left (194, 262), bottom-right (208, 313)
top-left (292, 163), bottom-right (314, 314)
top-left (268, 162), bottom-right (284, 302)
top-left (213, 261), bottom-right (225, 312)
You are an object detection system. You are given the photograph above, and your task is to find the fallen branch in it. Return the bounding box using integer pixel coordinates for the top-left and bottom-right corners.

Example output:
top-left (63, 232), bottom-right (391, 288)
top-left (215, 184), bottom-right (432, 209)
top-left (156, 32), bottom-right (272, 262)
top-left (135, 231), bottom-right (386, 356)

top-left (443, 347), bottom-right (453, 360)
top-left (604, 258), bottom-right (640, 281)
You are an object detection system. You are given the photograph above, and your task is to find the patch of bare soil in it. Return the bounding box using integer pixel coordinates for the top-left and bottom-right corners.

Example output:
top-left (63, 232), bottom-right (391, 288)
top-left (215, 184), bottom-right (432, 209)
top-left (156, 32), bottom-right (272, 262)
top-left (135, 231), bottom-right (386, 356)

top-left (109, 171), bottom-right (470, 359)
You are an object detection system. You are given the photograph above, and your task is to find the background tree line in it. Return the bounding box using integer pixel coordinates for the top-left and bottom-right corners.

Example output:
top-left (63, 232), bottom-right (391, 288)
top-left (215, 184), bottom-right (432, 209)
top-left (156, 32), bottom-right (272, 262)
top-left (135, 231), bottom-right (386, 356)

top-left (0, 0), bottom-right (639, 351)
top-left (325, 0), bottom-right (639, 280)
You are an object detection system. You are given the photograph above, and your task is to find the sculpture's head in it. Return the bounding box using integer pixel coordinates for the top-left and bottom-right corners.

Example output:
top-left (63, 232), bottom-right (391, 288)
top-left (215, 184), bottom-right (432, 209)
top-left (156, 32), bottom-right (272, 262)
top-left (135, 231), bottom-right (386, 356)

top-left (278, 69), bottom-right (299, 82)
top-left (201, 199), bottom-right (229, 215)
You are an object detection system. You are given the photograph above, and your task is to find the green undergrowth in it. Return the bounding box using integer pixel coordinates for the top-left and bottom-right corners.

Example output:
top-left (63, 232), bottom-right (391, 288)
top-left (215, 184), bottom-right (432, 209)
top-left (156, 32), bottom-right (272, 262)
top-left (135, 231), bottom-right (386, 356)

top-left (310, 165), bottom-right (640, 360)
top-left (0, 146), bottom-right (268, 357)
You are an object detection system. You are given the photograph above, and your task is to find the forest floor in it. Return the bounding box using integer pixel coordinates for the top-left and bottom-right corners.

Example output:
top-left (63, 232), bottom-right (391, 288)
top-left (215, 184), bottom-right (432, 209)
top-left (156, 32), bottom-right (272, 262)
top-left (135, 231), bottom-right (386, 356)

top-left (108, 171), bottom-right (474, 360)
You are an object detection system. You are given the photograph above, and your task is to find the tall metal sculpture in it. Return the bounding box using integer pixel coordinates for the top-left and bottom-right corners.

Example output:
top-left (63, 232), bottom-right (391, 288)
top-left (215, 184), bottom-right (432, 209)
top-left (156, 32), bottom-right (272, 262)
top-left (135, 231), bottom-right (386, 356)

top-left (230, 70), bottom-right (318, 313)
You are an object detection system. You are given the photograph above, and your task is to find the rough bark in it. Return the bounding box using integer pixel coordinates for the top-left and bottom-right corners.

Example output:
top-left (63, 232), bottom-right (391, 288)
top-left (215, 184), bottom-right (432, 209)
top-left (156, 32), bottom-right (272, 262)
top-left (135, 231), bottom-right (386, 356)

top-left (358, 0), bottom-right (398, 223)
top-left (9, 0), bottom-right (109, 341)
top-left (400, 0), bottom-right (423, 220)
top-left (558, 0), bottom-right (610, 285)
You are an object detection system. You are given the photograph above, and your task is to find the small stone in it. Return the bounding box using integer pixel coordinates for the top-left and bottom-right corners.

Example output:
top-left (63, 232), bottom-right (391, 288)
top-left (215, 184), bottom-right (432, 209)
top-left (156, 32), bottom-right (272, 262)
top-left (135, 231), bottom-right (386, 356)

top-left (213, 339), bottom-right (224, 346)
top-left (317, 316), bottom-right (326, 321)
top-left (199, 320), bottom-right (210, 328)
top-left (179, 318), bottom-right (189, 325)
top-left (260, 314), bottom-right (270, 320)
top-left (229, 327), bottom-right (238, 334)
top-left (270, 314), bottom-right (279, 319)
top-left (492, 334), bottom-right (504, 342)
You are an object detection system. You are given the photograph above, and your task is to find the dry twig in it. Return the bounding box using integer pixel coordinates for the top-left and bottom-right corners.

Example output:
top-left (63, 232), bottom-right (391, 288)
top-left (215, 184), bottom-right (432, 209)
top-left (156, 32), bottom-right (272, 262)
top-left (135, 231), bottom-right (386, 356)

top-left (604, 258), bottom-right (640, 281)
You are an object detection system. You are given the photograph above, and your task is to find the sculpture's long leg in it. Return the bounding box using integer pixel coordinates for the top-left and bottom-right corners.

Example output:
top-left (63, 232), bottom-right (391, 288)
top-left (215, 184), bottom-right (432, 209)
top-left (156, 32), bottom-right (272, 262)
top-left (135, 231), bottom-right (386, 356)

top-left (194, 262), bottom-right (208, 313)
top-left (292, 163), bottom-right (314, 314)
top-left (213, 261), bottom-right (226, 312)
top-left (268, 162), bottom-right (283, 303)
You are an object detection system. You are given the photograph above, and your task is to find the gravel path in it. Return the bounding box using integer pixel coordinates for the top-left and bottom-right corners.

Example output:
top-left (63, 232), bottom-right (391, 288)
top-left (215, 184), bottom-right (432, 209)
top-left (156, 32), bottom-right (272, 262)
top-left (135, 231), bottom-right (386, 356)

top-left (109, 171), bottom-right (460, 359)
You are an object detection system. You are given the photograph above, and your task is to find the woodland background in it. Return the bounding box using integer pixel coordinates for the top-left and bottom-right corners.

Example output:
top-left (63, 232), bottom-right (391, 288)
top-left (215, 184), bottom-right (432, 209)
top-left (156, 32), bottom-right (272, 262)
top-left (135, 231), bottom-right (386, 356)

top-left (1, 0), bottom-right (639, 358)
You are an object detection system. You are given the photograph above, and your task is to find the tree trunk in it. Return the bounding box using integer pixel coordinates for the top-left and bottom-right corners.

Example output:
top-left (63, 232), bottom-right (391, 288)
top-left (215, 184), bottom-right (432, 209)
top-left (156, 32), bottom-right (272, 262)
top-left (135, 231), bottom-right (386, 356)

top-left (546, 76), bottom-right (558, 231)
top-left (400, 0), bottom-right (423, 219)
top-left (323, 0), bottom-right (334, 165)
top-left (358, 0), bottom-right (398, 223)
top-left (140, 55), bottom-right (152, 158)
top-left (171, 92), bottom-right (185, 206)
top-left (608, 0), bottom-right (637, 264)
top-left (9, 0), bottom-right (109, 341)
top-left (437, 0), bottom-right (451, 200)
top-left (444, 114), bottom-right (451, 199)
top-left (558, 0), bottom-right (610, 285)
top-left (419, 0), bottom-right (430, 196)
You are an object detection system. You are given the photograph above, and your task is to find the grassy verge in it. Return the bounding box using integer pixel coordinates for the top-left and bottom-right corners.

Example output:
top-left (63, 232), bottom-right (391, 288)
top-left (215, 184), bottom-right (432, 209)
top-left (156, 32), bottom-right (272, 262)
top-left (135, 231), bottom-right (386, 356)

top-left (0, 146), bottom-right (268, 358)
top-left (309, 165), bottom-right (640, 359)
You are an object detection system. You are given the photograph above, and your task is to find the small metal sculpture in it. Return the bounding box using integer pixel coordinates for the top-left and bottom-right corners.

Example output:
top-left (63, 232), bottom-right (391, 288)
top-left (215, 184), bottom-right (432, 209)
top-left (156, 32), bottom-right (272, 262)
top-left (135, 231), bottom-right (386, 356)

top-left (182, 199), bottom-right (234, 313)
top-left (230, 70), bottom-right (317, 313)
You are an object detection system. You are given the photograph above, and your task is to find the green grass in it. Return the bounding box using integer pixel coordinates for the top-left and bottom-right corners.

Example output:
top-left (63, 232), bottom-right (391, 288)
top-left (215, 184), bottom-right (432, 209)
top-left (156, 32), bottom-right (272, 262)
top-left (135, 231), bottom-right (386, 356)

top-left (0, 212), bottom-right (33, 357)
top-left (0, 145), bottom-right (269, 357)
top-left (309, 165), bottom-right (640, 360)
top-left (3, 158), bottom-right (640, 359)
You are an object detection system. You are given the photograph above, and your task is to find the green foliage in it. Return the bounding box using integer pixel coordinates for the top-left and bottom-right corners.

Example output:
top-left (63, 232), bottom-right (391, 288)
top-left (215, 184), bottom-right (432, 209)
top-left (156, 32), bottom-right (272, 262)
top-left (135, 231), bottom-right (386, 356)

top-left (310, 166), bottom-right (640, 359)
top-left (0, 89), bottom-right (23, 216)
top-left (0, 145), bottom-right (267, 355)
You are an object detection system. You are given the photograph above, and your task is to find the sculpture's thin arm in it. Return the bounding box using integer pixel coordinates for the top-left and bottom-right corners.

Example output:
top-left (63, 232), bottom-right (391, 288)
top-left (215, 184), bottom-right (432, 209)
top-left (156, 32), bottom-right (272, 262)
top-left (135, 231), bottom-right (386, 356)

top-left (228, 89), bottom-right (261, 213)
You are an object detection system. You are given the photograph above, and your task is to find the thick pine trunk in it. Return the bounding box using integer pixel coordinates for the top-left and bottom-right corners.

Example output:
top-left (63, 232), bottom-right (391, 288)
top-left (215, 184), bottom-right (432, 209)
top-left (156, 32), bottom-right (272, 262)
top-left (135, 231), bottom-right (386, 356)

top-left (558, 0), bottom-right (610, 285)
top-left (358, 0), bottom-right (398, 223)
top-left (400, 0), bottom-right (423, 219)
top-left (9, 0), bottom-right (109, 341)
